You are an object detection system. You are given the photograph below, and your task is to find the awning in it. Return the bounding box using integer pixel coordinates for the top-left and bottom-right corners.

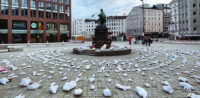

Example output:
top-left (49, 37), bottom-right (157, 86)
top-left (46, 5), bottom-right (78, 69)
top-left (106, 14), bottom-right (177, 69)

top-left (31, 30), bottom-right (43, 34)
top-left (0, 29), bottom-right (8, 34)
top-left (12, 30), bottom-right (27, 34)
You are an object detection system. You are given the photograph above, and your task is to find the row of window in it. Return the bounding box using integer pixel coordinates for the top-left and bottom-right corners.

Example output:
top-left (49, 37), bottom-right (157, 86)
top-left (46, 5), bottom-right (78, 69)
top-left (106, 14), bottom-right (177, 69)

top-left (1, 7), bottom-right (69, 20)
top-left (144, 17), bottom-right (162, 21)
top-left (0, 0), bottom-right (70, 6)
top-left (144, 22), bottom-right (162, 26)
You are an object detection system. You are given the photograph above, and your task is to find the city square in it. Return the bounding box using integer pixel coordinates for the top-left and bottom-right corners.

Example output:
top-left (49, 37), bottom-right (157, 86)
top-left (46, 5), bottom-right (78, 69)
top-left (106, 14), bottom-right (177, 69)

top-left (0, 42), bottom-right (200, 98)
top-left (0, 0), bottom-right (200, 98)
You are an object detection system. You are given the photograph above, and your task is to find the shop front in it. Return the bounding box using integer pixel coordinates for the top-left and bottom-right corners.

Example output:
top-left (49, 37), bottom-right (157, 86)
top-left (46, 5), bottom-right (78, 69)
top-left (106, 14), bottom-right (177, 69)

top-left (12, 20), bottom-right (27, 43)
top-left (60, 31), bottom-right (69, 42)
top-left (46, 30), bottom-right (57, 42)
top-left (30, 21), bottom-right (44, 43)
top-left (0, 19), bottom-right (8, 43)
top-left (46, 23), bottom-right (57, 42)
top-left (60, 24), bottom-right (69, 42)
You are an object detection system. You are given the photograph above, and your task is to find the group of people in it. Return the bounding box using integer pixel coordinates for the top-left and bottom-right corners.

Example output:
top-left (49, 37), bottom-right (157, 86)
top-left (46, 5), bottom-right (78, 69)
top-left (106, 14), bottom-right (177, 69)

top-left (142, 36), bottom-right (153, 46)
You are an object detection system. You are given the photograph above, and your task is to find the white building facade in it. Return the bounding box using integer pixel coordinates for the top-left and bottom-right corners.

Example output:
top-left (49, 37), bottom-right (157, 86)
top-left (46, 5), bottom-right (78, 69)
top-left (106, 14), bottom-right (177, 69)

top-left (84, 19), bottom-right (97, 39)
top-left (72, 19), bottom-right (85, 36)
top-left (106, 16), bottom-right (127, 37)
top-left (170, 0), bottom-right (200, 39)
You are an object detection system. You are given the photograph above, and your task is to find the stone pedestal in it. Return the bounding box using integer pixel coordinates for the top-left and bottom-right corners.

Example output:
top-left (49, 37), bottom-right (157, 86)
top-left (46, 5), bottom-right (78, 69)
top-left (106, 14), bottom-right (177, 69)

top-left (92, 26), bottom-right (112, 49)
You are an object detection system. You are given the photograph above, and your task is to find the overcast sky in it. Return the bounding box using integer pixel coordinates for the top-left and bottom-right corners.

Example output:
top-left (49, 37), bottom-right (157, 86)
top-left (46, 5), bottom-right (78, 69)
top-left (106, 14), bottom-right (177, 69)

top-left (72, 0), bottom-right (172, 20)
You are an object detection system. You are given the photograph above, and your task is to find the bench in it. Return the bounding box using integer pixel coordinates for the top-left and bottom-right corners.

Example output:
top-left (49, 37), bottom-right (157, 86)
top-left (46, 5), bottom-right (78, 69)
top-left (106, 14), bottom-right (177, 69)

top-left (7, 46), bottom-right (23, 52)
top-left (0, 45), bottom-right (8, 51)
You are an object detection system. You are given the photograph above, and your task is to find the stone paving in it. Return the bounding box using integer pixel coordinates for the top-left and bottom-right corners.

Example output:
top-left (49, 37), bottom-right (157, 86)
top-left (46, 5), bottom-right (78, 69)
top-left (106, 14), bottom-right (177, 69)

top-left (0, 42), bottom-right (200, 98)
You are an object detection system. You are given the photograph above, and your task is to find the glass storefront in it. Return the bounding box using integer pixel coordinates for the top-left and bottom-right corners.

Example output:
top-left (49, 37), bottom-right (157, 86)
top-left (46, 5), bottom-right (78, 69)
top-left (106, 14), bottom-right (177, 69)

top-left (12, 20), bottom-right (27, 43)
top-left (0, 19), bottom-right (8, 43)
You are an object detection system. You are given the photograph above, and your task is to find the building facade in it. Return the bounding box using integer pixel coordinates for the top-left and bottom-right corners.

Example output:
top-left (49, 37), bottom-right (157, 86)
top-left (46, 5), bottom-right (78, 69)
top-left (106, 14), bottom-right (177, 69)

top-left (156, 4), bottom-right (171, 37)
top-left (72, 19), bottom-right (85, 36)
top-left (106, 16), bottom-right (127, 37)
top-left (0, 0), bottom-right (71, 43)
top-left (84, 19), bottom-right (97, 39)
top-left (170, 0), bottom-right (200, 40)
top-left (126, 5), bottom-right (163, 38)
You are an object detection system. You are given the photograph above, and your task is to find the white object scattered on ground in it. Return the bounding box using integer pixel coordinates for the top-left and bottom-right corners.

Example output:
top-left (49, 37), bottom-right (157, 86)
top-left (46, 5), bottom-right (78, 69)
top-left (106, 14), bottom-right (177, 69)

top-left (180, 82), bottom-right (194, 91)
top-left (20, 77), bottom-right (31, 87)
top-left (116, 83), bottom-right (131, 91)
top-left (89, 78), bottom-right (95, 83)
top-left (14, 93), bottom-right (25, 98)
top-left (50, 83), bottom-right (58, 94)
top-left (74, 88), bottom-right (83, 96)
top-left (161, 81), bottom-right (170, 86)
top-left (0, 78), bottom-right (9, 85)
top-left (135, 86), bottom-right (148, 98)
top-left (27, 82), bottom-right (40, 90)
top-left (103, 88), bottom-right (112, 97)
top-left (61, 77), bottom-right (67, 81)
top-left (128, 78), bottom-right (133, 82)
top-left (85, 65), bottom-right (91, 70)
top-left (163, 85), bottom-right (173, 94)
top-left (187, 93), bottom-right (200, 98)
top-left (63, 81), bottom-right (77, 91)
top-left (90, 85), bottom-right (95, 90)
top-left (145, 83), bottom-right (151, 88)
top-left (178, 77), bottom-right (188, 82)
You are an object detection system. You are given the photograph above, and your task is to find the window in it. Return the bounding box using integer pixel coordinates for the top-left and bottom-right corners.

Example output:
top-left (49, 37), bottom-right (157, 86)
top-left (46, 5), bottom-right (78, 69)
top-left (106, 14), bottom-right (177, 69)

top-left (1, 6), bottom-right (8, 15)
top-left (12, 0), bottom-right (19, 6)
top-left (12, 20), bottom-right (27, 30)
top-left (194, 27), bottom-right (197, 31)
top-left (1, 0), bottom-right (9, 5)
top-left (12, 0), bottom-right (19, 15)
top-left (46, 3), bottom-right (51, 10)
top-left (1, 0), bottom-right (9, 15)
top-left (59, 6), bottom-right (64, 12)
top-left (65, 0), bottom-right (69, 4)
top-left (193, 19), bottom-right (197, 23)
top-left (21, 0), bottom-right (28, 7)
top-left (21, 0), bottom-right (28, 16)
top-left (59, 0), bottom-right (63, 3)
top-left (31, 10), bottom-right (36, 17)
top-left (39, 11), bottom-right (44, 18)
top-left (47, 23), bottom-right (57, 30)
top-left (53, 13), bottom-right (57, 19)
top-left (53, 0), bottom-right (57, 2)
top-left (59, 6), bottom-right (64, 20)
top-left (193, 4), bottom-right (196, 7)
top-left (53, 4), bottom-right (57, 11)
top-left (193, 11), bottom-right (196, 15)
top-left (60, 24), bottom-right (68, 30)
top-left (30, 0), bottom-right (36, 8)
top-left (38, 2), bottom-right (44, 10)
top-left (60, 14), bottom-right (64, 20)
top-left (12, 7), bottom-right (19, 15)
top-left (46, 12), bottom-right (51, 19)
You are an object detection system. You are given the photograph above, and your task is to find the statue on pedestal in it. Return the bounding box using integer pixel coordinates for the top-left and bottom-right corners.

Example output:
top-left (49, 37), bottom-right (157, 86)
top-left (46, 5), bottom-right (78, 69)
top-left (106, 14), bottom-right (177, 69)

top-left (92, 9), bottom-right (112, 49)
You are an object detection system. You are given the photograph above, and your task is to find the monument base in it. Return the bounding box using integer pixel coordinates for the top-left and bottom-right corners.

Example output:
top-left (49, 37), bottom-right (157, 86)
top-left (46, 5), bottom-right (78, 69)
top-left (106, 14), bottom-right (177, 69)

top-left (92, 26), bottom-right (112, 49)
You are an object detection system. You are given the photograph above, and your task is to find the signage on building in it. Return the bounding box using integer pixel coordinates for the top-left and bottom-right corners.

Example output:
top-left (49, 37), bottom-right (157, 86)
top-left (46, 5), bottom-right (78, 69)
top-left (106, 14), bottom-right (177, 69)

top-left (38, 22), bottom-right (43, 30)
top-left (31, 23), bottom-right (37, 28)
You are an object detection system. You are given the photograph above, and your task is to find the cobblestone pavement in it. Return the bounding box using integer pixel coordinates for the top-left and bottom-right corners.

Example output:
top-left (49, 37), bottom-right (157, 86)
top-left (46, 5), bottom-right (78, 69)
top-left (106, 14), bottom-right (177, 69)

top-left (0, 42), bottom-right (200, 98)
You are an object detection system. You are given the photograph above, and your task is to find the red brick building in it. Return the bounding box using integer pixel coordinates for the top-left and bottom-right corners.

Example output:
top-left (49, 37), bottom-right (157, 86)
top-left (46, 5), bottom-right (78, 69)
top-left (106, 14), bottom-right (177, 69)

top-left (0, 0), bottom-right (71, 43)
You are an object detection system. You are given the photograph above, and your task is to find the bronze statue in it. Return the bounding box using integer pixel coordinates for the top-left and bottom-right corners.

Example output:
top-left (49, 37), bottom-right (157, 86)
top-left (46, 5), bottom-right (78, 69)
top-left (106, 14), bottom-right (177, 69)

top-left (97, 9), bottom-right (106, 27)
